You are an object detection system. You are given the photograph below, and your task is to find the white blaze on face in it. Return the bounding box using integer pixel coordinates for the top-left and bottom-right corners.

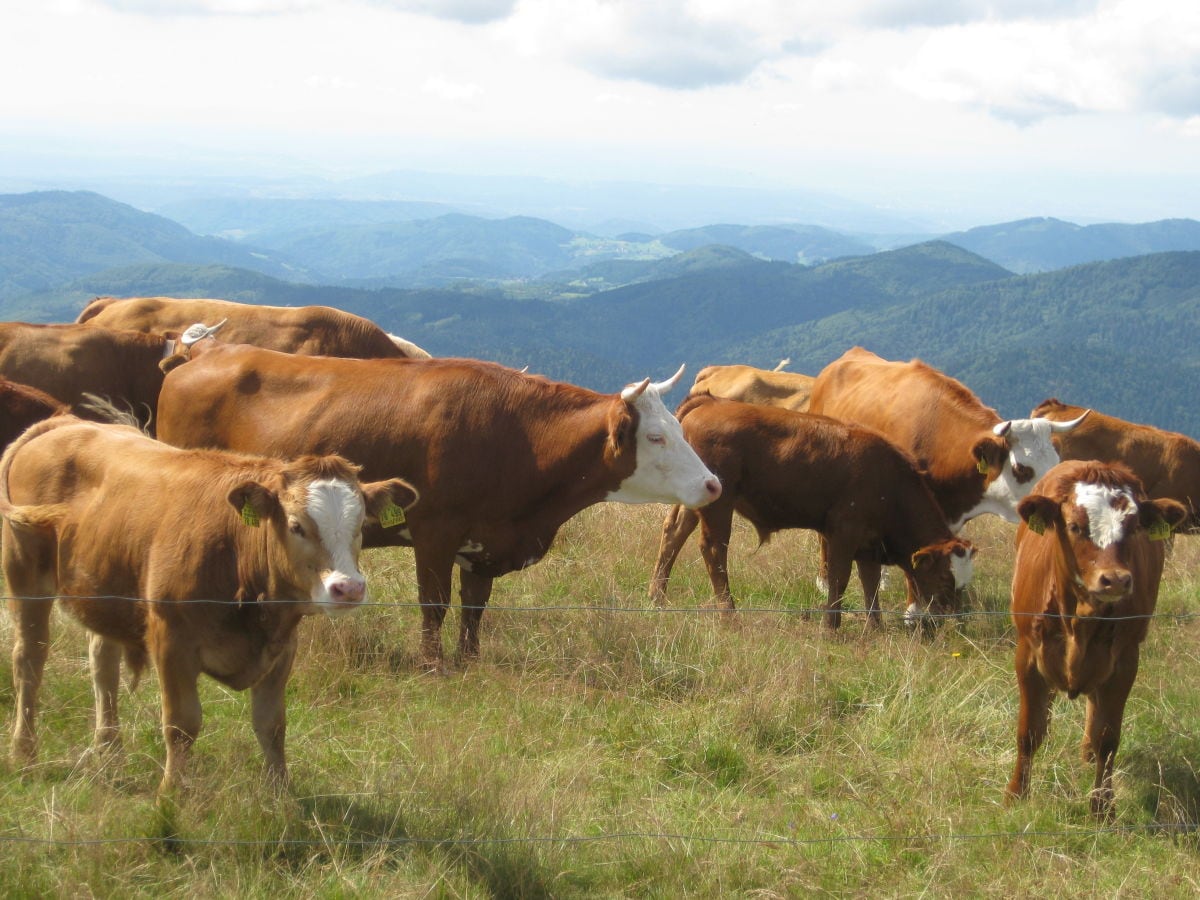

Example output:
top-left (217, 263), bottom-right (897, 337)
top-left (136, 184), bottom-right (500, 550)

top-left (1073, 482), bottom-right (1137, 549)
top-left (951, 548), bottom-right (974, 590)
top-left (606, 370), bottom-right (721, 509)
top-left (974, 418), bottom-right (1062, 525)
top-left (304, 478), bottom-right (368, 612)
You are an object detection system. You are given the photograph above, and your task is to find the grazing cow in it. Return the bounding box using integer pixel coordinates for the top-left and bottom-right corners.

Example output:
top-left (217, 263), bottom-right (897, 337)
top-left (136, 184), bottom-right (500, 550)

top-left (156, 344), bottom-right (721, 669)
top-left (0, 322), bottom-right (187, 432)
top-left (0, 377), bottom-right (65, 452)
top-left (0, 416), bottom-right (417, 793)
top-left (649, 395), bottom-right (975, 628)
top-left (77, 295), bottom-right (432, 359)
top-left (689, 364), bottom-right (816, 412)
top-left (1006, 460), bottom-right (1186, 819)
top-left (1031, 398), bottom-right (1200, 532)
top-left (810, 348), bottom-right (1089, 529)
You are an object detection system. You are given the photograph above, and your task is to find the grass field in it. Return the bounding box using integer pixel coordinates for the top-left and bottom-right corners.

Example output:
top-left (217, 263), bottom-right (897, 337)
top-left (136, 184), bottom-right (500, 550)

top-left (2, 505), bottom-right (1200, 898)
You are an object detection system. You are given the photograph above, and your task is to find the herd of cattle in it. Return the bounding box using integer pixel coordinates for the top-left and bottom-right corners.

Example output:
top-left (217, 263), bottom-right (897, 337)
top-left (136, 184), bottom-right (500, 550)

top-left (1, 296), bottom-right (1198, 818)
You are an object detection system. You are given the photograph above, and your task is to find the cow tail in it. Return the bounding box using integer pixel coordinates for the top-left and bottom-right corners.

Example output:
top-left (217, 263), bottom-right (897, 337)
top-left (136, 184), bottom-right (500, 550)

top-left (124, 645), bottom-right (148, 691)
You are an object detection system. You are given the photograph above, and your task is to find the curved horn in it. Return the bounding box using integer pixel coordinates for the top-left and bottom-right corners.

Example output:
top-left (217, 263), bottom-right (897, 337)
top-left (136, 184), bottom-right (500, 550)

top-left (180, 318), bottom-right (228, 347)
top-left (1048, 409), bottom-right (1090, 432)
top-left (650, 364), bottom-right (687, 395)
top-left (992, 420), bottom-right (1013, 438)
top-left (621, 377), bottom-right (651, 403)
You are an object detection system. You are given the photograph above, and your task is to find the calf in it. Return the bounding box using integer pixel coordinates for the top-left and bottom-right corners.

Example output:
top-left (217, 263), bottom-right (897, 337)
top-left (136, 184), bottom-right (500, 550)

top-left (650, 395), bottom-right (974, 628)
top-left (1006, 460), bottom-right (1187, 819)
top-left (1, 416), bottom-right (417, 792)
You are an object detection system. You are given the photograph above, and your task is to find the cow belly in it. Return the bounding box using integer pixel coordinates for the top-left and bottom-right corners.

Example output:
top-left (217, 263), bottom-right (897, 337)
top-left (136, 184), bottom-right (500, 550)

top-left (199, 632), bottom-right (294, 690)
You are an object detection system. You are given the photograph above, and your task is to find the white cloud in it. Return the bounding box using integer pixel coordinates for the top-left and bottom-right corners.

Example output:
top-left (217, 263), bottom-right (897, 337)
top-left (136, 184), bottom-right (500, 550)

top-left (422, 75), bottom-right (483, 101)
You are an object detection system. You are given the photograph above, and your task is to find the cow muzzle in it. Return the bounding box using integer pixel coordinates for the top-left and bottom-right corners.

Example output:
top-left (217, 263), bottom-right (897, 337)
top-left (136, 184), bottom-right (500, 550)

top-left (1086, 568), bottom-right (1132, 600)
top-left (321, 572), bottom-right (368, 612)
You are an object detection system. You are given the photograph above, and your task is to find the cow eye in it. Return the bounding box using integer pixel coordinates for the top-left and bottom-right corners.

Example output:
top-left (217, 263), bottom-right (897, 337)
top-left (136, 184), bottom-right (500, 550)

top-left (289, 521), bottom-right (306, 537)
top-left (1068, 522), bottom-right (1082, 536)
top-left (647, 433), bottom-right (666, 446)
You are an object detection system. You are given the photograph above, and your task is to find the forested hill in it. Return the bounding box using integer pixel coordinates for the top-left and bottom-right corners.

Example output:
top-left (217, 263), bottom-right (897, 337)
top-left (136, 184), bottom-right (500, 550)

top-left (15, 243), bottom-right (1200, 435)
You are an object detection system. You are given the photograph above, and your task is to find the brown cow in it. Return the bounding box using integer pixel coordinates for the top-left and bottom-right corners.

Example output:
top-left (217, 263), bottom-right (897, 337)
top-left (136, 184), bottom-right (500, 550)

top-left (0, 377), bottom-right (65, 452)
top-left (78, 295), bottom-right (431, 359)
top-left (1, 415), bottom-right (417, 793)
top-left (689, 364), bottom-right (816, 412)
top-left (810, 347), bottom-right (1087, 530)
top-left (0, 322), bottom-right (185, 432)
top-left (649, 394), bottom-right (975, 628)
top-left (156, 344), bottom-right (721, 670)
top-left (1006, 460), bottom-right (1186, 818)
top-left (1032, 398), bottom-right (1200, 532)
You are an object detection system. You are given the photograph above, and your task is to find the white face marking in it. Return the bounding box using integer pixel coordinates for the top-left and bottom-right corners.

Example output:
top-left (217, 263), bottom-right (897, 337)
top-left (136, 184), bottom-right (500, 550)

top-left (950, 548), bottom-right (974, 590)
top-left (1073, 482), bottom-right (1137, 549)
top-left (305, 478), bottom-right (367, 610)
top-left (963, 418), bottom-right (1062, 526)
top-left (605, 378), bottom-right (721, 508)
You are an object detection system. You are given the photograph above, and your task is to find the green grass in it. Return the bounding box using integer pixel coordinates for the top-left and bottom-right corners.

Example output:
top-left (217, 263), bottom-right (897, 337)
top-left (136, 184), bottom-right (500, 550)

top-left (3, 507), bottom-right (1200, 897)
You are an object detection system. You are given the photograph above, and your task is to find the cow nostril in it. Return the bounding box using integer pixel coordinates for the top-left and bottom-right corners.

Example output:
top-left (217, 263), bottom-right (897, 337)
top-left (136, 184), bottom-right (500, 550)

top-left (705, 478), bottom-right (722, 498)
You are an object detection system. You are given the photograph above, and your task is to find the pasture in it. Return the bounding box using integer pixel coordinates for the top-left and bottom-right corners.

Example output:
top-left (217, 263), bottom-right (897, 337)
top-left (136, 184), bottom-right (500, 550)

top-left (2, 505), bottom-right (1200, 897)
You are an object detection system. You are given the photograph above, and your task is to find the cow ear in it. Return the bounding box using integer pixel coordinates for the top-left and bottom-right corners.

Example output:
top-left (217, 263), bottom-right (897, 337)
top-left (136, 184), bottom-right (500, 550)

top-left (971, 436), bottom-right (1007, 476)
top-left (1141, 498), bottom-right (1189, 536)
top-left (606, 399), bottom-right (636, 456)
top-left (228, 481), bottom-right (278, 528)
top-left (1017, 494), bottom-right (1060, 535)
top-left (911, 547), bottom-right (935, 570)
top-left (363, 477), bottom-right (420, 527)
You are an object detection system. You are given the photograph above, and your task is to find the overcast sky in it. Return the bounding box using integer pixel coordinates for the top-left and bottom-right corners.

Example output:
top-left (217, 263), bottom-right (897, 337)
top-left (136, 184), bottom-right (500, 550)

top-left (3, 0), bottom-right (1199, 226)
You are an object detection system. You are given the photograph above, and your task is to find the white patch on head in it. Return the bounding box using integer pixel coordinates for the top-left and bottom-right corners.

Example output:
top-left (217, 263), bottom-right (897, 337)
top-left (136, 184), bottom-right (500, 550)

top-left (606, 372), bottom-right (721, 509)
top-left (951, 548), bottom-right (974, 590)
top-left (1073, 482), bottom-right (1137, 549)
top-left (305, 478), bottom-right (367, 609)
top-left (966, 417), bottom-right (1062, 526)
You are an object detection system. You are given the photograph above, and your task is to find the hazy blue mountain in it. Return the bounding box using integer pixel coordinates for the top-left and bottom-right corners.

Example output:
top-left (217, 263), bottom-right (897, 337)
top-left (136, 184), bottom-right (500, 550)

top-left (658, 223), bottom-right (873, 264)
top-left (941, 217), bottom-right (1200, 273)
top-left (0, 190), bottom-right (312, 298)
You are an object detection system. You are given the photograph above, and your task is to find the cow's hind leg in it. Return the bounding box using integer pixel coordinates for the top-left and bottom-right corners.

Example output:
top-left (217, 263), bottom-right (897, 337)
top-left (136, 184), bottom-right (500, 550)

top-left (649, 505), bottom-right (701, 606)
top-left (696, 505), bottom-right (736, 611)
top-left (457, 569), bottom-right (493, 662)
top-left (4, 524), bottom-right (56, 766)
top-left (89, 633), bottom-right (123, 754)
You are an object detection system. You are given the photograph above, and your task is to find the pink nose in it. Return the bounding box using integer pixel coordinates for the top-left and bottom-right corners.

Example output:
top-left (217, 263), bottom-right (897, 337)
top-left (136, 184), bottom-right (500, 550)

top-left (328, 577), bottom-right (366, 604)
top-left (704, 477), bottom-right (722, 500)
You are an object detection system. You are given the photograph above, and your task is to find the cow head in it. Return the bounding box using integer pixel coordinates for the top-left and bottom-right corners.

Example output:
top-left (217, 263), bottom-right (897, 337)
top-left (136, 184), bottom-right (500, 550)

top-left (229, 457), bottom-right (419, 614)
top-left (906, 537), bottom-right (976, 625)
top-left (1017, 463), bottom-right (1187, 603)
top-left (970, 412), bottom-right (1089, 524)
top-left (605, 365), bottom-right (722, 509)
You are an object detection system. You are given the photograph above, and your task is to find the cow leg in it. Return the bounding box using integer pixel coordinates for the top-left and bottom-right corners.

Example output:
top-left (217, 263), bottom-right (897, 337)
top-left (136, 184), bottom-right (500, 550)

top-left (7, 594), bottom-right (53, 765)
top-left (457, 569), bottom-right (494, 662)
top-left (149, 620), bottom-right (203, 794)
top-left (89, 633), bottom-right (123, 753)
top-left (696, 505), bottom-right (736, 611)
top-left (823, 540), bottom-right (853, 630)
top-left (649, 505), bottom-right (701, 606)
top-left (413, 543), bottom-right (458, 673)
top-left (856, 560), bottom-right (883, 628)
top-left (1083, 648), bottom-right (1139, 821)
top-left (250, 640), bottom-right (298, 790)
top-left (815, 536), bottom-right (831, 595)
top-left (1006, 638), bottom-right (1051, 802)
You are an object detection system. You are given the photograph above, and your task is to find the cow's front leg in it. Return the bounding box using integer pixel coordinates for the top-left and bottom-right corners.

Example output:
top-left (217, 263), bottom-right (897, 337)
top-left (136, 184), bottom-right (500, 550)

top-left (250, 640), bottom-right (298, 790)
top-left (649, 505), bottom-right (701, 605)
top-left (457, 569), bottom-right (494, 662)
top-left (823, 539), bottom-right (853, 630)
top-left (1006, 638), bottom-right (1051, 802)
top-left (89, 633), bottom-right (123, 753)
top-left (413, 542), bottom-right (458, 673)
top-left (1085, 649), bottom-right (1139, 821)
top-left (856, 559), bottom-right (884, 628)
top-left (150, 620), bottom-right (203, 794)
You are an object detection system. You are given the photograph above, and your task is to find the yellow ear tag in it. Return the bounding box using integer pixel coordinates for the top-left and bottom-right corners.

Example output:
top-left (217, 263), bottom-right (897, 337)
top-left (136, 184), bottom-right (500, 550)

top-left (1148, 519), bottom-right (1172, 542)
top-left (379, 501), bottom-right (407, 529)
top-left (240, 500), bottom-right (261, 528)
top-left (976, 458), bottom-right (989, 475)
top-left (1027, 512), bottom-right (1046, 535)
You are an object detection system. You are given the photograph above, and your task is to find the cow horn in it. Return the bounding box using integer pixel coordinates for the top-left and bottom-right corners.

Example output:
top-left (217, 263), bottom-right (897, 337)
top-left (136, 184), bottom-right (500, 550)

top-left (650, 364), bottom-right (687, 394)
top-left (621, 378), bottom-right (651, 403)
top-left (1047, 410), bottom-right (1090, 432)
top-left (993, 420), bottom-right (1013, 438)
top-left (180, 318), bottom-right (228, 347)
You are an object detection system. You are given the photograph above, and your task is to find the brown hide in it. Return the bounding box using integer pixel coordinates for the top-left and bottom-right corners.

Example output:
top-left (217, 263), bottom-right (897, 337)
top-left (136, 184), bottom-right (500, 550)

top-left (0, 415), bottom-right (417, 792)
top-left (78, 295), bottom-right (431, 359)
top-left (690, 364), bottom-right (816, 412)
top-left (156, 344), bottom-right (716, 670)
top-left (0, 322), bottom-right (172, 432)
top-left (0, 377), bottom-right (66, 452)
top-left (1006, 459), bottom-right (1187, 818)
top-left (1032, 398), bottom-right (1200, 532)
top-left (650, 394), bottom-right (973, 628)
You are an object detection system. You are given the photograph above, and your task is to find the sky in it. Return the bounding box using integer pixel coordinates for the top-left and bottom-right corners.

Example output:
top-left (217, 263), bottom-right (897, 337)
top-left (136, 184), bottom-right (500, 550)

top-left (2, 0), bottom-right (1200, 227)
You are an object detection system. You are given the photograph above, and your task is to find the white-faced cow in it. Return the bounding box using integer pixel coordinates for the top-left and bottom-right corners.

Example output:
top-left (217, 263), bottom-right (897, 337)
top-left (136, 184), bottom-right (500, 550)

top-left (650, 394), bottom-right (974, 628)
top-left (1006, 460), bottom-right (1186, 819)
top-left (155, 343), bottom-right (721, 670)
top-left (1, 415), bottom-right (417, 793)
top-left (77, 295), bottom-right (431, 359)
top-left (1031, 398), bottom-right (1200, 533)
